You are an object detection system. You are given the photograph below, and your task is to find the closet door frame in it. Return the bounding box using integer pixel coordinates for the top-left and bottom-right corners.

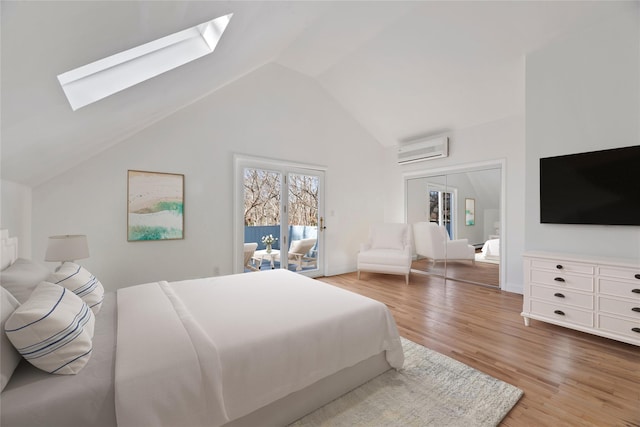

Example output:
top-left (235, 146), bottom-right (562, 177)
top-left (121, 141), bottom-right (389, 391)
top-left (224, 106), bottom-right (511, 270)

top-left (403, 159), bottom-right (506, 290)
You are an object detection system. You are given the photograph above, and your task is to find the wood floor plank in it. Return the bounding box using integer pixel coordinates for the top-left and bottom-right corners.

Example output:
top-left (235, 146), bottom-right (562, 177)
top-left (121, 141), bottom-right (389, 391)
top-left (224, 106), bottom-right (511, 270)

top-left (318, 271), bottom-right (640, 426)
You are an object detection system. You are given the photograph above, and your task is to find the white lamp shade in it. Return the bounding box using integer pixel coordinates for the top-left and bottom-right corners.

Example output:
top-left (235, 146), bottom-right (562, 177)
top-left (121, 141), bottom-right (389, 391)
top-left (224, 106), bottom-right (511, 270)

top-left (45, 235), bottom-right (89, 262)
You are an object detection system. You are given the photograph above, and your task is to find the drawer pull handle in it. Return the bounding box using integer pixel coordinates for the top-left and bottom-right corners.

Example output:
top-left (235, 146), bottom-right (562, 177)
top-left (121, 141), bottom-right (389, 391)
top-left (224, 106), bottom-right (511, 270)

top-left (632, 307), bottom-right (640, 313)
top-left (554, 293), bottom-right (565, 298)
top-left (556, 265), bottom-right (563, 270)
top-left (554, 310), bottom-right (565, 316)
top-left (632, 327), bottom-right (640, 334)
top-left (635, 274), bottom-right (640, 280)
top-left (554, 277), bottom-right (565, 282)
top-left (632, 289), bottom-right (640, 294)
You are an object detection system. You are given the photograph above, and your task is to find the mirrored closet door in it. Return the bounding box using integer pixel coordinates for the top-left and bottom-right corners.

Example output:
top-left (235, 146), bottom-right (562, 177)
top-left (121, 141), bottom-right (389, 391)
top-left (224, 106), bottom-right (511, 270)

top-left (406, 166), bottom-right (502, 287)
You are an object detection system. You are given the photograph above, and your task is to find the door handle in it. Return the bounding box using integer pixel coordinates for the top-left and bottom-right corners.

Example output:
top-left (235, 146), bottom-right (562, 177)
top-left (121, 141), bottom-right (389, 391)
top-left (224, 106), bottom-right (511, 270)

top-left (320, 217), bottom-right (327, 232)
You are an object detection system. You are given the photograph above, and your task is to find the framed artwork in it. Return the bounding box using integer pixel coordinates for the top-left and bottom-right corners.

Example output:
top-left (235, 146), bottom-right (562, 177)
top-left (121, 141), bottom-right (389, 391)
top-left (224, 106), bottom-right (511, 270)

top-left (465, 198), bottom-right (475, 226)
top-left (127, 170), bottom-right (184, 241)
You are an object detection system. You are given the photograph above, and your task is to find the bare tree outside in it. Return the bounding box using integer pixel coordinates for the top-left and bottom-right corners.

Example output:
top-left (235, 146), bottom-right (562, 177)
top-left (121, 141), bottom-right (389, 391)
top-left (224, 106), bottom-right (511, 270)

top-left (288, 173), bottom-right (318, 226)
top-left (244, 169), bottom-right (281, 226)
top-left (244, 169), bottom-right (318, 226)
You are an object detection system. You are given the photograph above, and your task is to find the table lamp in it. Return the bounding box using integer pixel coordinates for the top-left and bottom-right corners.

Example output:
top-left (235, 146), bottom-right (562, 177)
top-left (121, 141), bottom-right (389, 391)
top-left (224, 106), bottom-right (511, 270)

top-left (45, 235), bottom-right (89, 270)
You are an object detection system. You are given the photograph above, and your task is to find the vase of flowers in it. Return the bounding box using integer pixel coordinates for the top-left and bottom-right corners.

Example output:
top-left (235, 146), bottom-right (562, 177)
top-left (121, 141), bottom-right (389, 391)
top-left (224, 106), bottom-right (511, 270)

top-left (262, 234), bottom-right (277, 253)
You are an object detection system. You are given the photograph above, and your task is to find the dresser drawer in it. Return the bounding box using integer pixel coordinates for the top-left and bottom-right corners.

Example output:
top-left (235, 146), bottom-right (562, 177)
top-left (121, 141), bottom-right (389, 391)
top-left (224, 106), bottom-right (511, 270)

top-left (531, 285), bottom-right (593, 310)
top-left (599, 265), bottom-right (640, 281)
top-left (530, 259), bottom-right (594, 275)
top-left (598, 296), bottom-right (640, 319)
top-left (530, 270), bottom-right (594, 292)
top-left (598, 314), bottom-right (640, 341)
top-left (530, 300), bottom-right (593, 328)
top-left (598, 279), bottom-right (640, 300)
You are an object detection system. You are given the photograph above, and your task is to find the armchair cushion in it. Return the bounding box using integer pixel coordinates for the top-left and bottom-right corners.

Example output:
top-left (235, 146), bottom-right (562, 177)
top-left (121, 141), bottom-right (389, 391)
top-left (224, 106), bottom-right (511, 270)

top-left (358, 248), bottom-right (411, 266)
top-left (413, 222), bottom-right (474, 262)
top-left (370, 224), bottom-right (407, 251)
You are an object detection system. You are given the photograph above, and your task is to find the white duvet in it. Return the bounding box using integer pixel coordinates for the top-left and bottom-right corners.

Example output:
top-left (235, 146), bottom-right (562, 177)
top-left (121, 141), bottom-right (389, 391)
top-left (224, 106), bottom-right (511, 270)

top-left (481, 238), bottom-right (500, 260)
top-left (115, 270), bottom-right (404, 427)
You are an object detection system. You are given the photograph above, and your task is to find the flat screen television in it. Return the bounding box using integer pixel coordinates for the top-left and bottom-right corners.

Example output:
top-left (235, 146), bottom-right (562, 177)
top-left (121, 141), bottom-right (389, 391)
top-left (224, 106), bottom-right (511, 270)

top-left (539, 145), bottom-right (640, 225)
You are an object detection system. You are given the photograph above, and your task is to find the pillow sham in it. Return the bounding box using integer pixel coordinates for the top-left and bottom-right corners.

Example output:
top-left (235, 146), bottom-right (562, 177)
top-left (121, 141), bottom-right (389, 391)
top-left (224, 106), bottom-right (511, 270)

top-left (1, 230), bottom-right (18, 271)
top-left (4, 281), bottom-right (95, 375)
top-left (0, 258), bottom-right (50, 304)
top-left (47, 262), bottom-right (104, 315)
top-left (1, 286), bottom-right (21, 391)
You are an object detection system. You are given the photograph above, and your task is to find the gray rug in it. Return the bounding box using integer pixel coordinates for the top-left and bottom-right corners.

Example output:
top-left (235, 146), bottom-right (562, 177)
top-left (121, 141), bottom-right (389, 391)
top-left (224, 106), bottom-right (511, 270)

top-left (290, 338), bottom-right (523, 426)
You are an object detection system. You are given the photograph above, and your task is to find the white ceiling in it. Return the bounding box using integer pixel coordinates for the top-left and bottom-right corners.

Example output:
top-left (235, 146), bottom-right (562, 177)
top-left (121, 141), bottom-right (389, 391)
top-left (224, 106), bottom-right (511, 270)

top-left (1, 1), bottom-right (633, 187)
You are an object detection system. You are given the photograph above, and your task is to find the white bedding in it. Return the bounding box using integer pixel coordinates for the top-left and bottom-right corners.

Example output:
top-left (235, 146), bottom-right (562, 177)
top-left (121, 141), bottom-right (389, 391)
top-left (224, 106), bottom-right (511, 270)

top-left (115, 269), bottom-right (404, 427)
top-left (481, 238), bottom-right (500, 260)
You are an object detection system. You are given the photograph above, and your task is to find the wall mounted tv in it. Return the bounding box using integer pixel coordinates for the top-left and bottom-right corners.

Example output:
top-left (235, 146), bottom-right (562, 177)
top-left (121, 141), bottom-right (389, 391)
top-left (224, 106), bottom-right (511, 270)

top-left (539, 145), bottom-right (640, 226)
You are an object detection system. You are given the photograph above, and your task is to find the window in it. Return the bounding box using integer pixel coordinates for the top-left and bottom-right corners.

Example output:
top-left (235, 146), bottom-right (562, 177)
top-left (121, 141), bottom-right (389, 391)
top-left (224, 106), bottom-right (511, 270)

top-left (58, 14), bottom-right (232, 110)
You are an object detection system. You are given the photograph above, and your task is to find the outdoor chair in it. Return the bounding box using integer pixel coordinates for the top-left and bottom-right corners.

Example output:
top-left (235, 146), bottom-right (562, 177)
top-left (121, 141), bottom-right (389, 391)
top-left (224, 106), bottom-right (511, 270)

top-left (275, 238), bottom-right (317, 271)
top-left (243, 242), bottom-right (259, 271)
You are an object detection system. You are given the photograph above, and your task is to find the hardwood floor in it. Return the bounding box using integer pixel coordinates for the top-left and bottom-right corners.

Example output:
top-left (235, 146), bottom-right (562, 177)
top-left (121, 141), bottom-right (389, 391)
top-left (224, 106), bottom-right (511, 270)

top-left (318, 272), bottom-right (640, 426)
top-left (412, 257), bottom-right (500, 287)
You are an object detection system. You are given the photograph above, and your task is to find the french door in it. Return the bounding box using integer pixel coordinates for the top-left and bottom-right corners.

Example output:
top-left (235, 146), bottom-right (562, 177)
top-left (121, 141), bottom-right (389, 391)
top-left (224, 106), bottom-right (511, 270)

top-left (234, 155), bottom-right (325, 277)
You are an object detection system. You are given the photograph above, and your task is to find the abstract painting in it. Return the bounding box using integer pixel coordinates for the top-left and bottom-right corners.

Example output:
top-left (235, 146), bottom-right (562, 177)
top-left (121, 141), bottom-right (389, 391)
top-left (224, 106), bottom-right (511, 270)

top-left (127, 170), bottom-right (184, 241)
top-left (465, 198), bottom-right (475, 226)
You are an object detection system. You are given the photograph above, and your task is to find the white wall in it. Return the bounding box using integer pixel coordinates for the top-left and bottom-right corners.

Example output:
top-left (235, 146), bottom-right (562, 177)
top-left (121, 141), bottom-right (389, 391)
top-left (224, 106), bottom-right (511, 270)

top-left (1, 180), bottom-right (32, 258)
top-left (525, 6), bottom-right (640, 259)
top-left (32, 63), bottom-right (385, 291)
top-left (383, 115), bottom-right (526, 293)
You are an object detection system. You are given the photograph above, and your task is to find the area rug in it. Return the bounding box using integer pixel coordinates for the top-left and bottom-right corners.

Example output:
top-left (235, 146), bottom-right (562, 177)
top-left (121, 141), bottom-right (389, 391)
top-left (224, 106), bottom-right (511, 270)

top-left (290, 338), bottom-right (523, 427)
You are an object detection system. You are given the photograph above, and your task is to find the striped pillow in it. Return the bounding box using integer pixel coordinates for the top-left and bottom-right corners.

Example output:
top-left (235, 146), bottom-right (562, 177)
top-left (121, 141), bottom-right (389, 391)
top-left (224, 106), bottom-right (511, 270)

top-left (48, 262), bottom-right (104, 314)
top-left (4, 281), bottom-right (95, 375)
top-left (1, 286), bottom-right (21, 391)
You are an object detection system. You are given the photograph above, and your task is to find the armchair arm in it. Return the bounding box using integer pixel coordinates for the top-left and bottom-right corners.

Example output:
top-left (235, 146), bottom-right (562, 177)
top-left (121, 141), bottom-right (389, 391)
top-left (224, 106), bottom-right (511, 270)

top-left (360, 243), bottom-right (372, 252)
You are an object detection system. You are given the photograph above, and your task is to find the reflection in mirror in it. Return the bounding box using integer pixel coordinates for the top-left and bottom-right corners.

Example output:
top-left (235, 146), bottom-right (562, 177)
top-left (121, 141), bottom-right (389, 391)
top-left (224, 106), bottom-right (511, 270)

top-left (407, 175), bottom-right (446, 278)
top-left (406, 167), bottom-right (501, 287)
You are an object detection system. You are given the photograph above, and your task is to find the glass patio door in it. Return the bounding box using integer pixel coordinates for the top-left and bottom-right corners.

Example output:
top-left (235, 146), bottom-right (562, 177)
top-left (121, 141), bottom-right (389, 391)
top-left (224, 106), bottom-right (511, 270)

top-left (428, 184), bottom-right (456, 239)
top-left (286, 171), bottom-right (321, 275)
top-left (235, 156), bottom-right (325, 277)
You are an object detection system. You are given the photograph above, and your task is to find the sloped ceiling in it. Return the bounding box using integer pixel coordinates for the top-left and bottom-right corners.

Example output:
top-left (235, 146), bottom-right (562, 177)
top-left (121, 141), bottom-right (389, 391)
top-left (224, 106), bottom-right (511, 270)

top-left (1, 1), bottom-right (633, 187)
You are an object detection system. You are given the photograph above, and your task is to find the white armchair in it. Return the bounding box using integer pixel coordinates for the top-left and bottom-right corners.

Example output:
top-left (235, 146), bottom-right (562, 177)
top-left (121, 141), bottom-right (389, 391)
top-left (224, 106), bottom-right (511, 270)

top-left (357, 223), bottom-right (412, 285)
top-left (413, 222), bottom-right (475, 265)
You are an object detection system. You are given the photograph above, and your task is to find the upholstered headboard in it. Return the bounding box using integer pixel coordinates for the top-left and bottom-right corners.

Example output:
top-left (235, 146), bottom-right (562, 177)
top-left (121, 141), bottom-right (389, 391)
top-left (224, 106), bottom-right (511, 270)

top-left (1, 229), bottom-right (19, 270)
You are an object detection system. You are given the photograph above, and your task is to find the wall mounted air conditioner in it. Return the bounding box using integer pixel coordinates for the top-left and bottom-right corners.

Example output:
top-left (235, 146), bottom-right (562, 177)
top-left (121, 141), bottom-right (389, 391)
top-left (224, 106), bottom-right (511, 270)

top-left (397, 136), bottom-right (449, 164)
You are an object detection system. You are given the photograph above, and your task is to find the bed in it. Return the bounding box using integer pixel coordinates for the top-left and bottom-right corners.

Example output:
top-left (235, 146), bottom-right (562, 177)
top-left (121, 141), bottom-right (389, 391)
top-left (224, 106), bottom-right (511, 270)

top-left (478, 238), bottom-right (500, 262)
top-left (0, 231), bottom-right (404, 427)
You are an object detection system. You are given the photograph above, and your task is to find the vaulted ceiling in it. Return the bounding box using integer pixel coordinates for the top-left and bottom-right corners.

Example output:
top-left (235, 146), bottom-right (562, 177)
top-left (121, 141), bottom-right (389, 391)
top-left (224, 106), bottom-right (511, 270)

top-left (1, 1), bottom-right (633, 186)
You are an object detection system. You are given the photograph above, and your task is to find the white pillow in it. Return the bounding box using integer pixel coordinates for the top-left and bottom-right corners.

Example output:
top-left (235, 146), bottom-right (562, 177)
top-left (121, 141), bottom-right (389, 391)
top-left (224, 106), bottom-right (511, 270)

top-left (371, 224), bottom-right (406, 250)
top-left (1, 286), bottom-right (21, 391)
top-left (4, 281), bottom-right (95, 375)
top-left (48, 262), bottom-right (104, 315)
top-left (0, 258), bottom-right (51, 303)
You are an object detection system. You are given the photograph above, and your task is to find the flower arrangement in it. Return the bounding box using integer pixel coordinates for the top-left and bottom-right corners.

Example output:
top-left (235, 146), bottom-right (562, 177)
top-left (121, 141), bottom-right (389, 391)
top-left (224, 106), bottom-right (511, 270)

top-left (261, 234), bottom-right (277, 245)
top-left (261, 234), bottom-right (278, 252)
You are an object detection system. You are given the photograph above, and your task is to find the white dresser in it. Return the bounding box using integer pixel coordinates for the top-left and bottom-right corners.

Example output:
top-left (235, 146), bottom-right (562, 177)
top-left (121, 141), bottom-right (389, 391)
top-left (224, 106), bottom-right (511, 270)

top-left (522, 251), bottom-right (640, 346)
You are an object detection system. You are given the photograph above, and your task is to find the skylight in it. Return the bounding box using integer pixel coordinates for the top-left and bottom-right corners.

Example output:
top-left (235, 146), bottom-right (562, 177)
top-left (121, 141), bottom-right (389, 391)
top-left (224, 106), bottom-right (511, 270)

top-left (58, 14), bottom-right (233, 111)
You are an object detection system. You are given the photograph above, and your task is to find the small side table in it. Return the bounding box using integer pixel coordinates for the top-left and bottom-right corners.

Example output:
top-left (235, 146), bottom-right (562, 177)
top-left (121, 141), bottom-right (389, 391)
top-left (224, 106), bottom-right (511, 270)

top-left (252, 249), bottom-right (280, 269)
